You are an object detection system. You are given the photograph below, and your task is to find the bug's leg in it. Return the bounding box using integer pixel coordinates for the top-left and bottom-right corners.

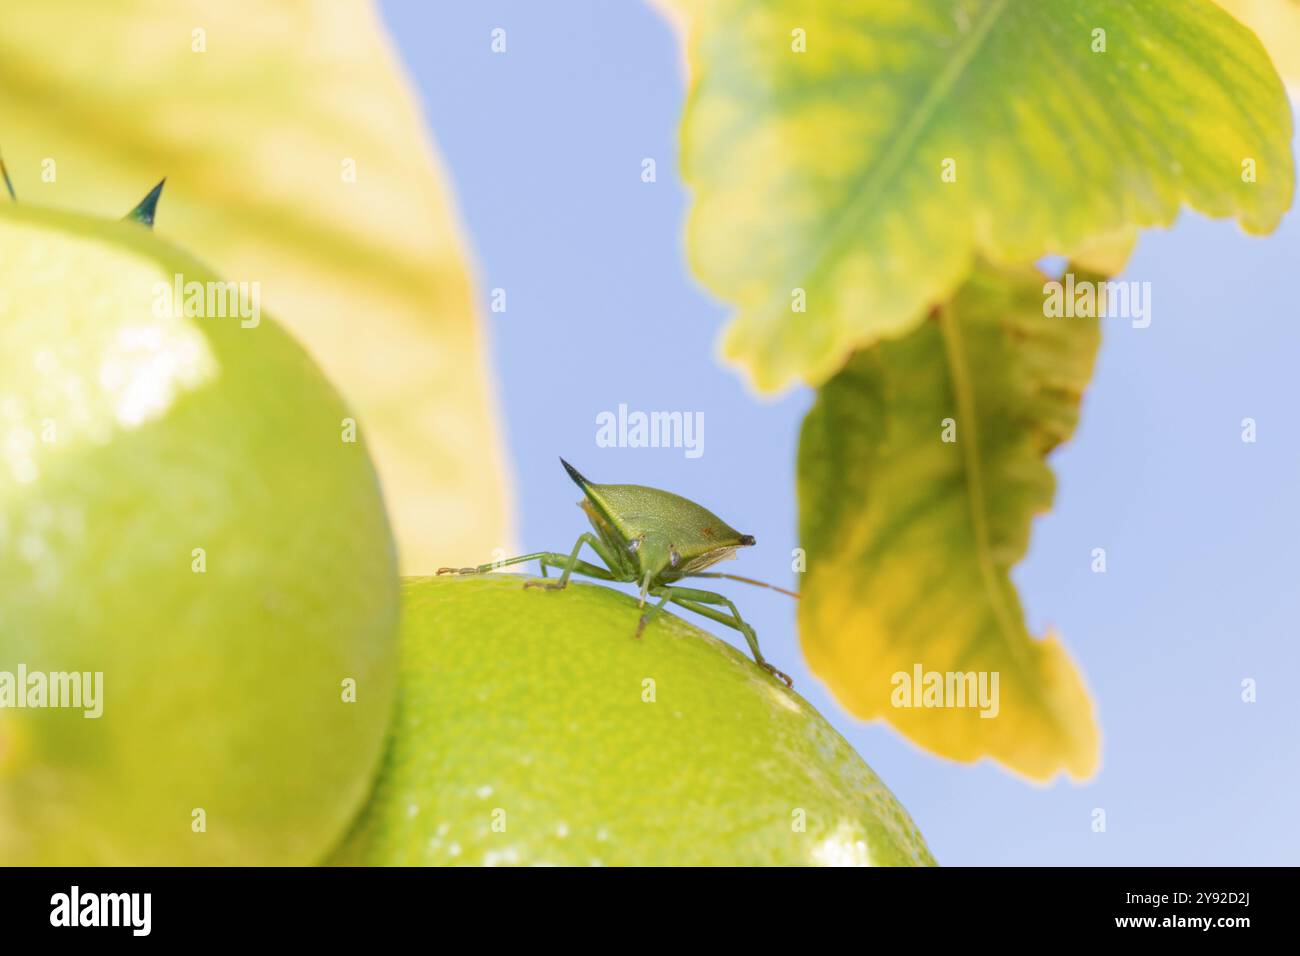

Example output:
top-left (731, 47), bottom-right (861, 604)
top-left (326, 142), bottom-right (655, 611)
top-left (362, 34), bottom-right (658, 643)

top-left (524, 533), bottom-right (612, 591)
top-left (536, 554), bottom-right (616, 581)
top-left (663, 586), bottom-right (794, 688)
top-left (437, 552), bottom-right (559, 576)
top-left (437, 550), bottom-right (614, 580)
top-left (635, 588), bottom-right (673, 639)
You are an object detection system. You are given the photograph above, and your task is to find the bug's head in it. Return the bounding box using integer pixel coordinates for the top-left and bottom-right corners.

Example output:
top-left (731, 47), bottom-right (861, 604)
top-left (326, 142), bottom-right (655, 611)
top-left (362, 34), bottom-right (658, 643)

top-left (738, 534), bottom-right (756, 547)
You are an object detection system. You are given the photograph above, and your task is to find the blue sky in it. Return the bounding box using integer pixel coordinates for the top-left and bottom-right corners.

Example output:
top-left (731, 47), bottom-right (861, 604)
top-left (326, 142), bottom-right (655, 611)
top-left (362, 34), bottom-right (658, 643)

top-left (381, 0), bottom-right (1300, 865)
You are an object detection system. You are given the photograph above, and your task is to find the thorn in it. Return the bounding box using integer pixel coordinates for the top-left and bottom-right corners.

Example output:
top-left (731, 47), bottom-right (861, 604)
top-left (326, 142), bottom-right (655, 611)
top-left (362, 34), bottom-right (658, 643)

top-left (0, 152), bottom-right (15, 202)
top-left (124, 178), bottom-right (166, 228)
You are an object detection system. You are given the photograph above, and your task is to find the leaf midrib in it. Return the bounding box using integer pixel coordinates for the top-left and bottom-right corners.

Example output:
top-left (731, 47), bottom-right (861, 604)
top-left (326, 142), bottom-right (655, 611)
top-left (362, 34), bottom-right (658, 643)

top-left (761, 0), bottom-right (1011, 329)
top-left (936, 301), bottom-right (1071, 734)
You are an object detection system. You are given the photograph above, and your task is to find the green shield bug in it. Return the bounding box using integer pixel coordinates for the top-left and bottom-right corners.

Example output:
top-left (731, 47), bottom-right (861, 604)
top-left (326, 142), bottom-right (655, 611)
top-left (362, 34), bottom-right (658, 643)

top-left (438, 458), bottom-right (796, 687)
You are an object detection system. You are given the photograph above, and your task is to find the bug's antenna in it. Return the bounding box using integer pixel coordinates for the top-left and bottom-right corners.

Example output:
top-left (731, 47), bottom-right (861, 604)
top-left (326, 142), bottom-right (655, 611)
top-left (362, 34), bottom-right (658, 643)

top-left (691, 572), bottom-right (800, 599)
top-left (0, 151), bottom-right (15, 201)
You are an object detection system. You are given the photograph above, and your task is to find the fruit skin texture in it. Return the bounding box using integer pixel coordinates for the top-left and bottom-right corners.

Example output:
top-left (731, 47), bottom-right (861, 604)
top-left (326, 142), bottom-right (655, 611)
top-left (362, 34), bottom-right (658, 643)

top-left (331, 575), bottom-right (935, 866)
top-left (0, 205), bottom-right (399, 864)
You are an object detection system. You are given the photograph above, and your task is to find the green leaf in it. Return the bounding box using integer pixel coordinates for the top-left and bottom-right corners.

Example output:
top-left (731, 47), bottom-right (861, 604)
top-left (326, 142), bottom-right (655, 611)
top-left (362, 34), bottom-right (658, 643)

top-left (676, 0), bottom-right (1294, 391)
top-left (797, 263), bottom-right (1101, 780)
top-left (0, 0), bottom-right (513, 572)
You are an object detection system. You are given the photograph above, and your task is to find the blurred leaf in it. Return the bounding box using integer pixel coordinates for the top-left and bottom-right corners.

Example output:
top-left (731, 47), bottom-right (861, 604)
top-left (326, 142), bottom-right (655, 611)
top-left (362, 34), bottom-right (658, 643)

top-left (798, 263), bottom-right (1101, 780)
top-left (1215, 0), bottom-right (1300, 90)
top-left (0, 0), bottom-right (512, 571)
top-left (671, 0), bottom-right (1294, 391)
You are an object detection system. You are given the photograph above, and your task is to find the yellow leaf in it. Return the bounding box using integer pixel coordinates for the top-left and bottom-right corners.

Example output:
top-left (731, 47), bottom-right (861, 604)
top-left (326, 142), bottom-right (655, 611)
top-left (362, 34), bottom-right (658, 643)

top-left (665, 0), bottom-right (1294, 391)
top-left (0, 0), bottom-right (512, 571)
top-left (798, 263), bottom-right (1102, 781)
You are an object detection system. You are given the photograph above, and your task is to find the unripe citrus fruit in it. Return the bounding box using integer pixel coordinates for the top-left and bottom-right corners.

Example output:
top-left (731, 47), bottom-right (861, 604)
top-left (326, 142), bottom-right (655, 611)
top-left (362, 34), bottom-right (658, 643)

top-left (0, 203), bottom-right (398, 864)
top-left (332, 575), bottom-right (934, 866)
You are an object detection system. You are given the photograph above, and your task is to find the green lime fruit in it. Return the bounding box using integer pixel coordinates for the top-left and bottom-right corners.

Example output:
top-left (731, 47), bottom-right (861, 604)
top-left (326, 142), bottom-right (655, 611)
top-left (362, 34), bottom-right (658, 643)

top-left (0, 203), bottom-right (398, 864)
top-left (331, 575), bottom-right (934, 866)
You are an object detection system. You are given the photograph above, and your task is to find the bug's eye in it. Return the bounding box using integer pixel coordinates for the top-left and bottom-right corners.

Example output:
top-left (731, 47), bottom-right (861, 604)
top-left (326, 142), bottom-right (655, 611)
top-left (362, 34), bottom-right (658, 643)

top-left (669, 546), bottom-right (680, 568)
